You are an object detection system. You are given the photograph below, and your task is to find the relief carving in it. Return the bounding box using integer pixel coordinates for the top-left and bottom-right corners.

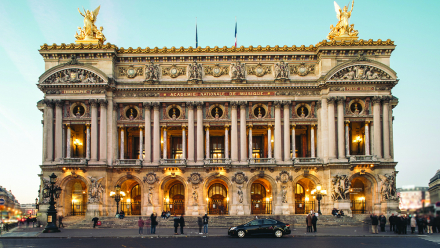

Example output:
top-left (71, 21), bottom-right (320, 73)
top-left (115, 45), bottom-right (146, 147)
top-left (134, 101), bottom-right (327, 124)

top-left (42, 68), bottom-right (105, 84)
top-left (247, 63), bottom-right (271, 77)
top-left (204, 64), bottom-right (229, 77)
top-left (330, 65), bottom-right (392, 81)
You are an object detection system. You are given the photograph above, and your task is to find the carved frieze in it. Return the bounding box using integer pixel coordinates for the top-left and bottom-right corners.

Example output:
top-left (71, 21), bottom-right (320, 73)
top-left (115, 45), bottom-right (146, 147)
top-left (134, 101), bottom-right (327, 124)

top-left (115, 92), bottom-right (159, 97)
top-left (119, 65), bottom-right (143, 78)
top-left (88, 176), bottom-right (104, 204)
top-left (204, 64), bottom-right (229, 77)
top-left (291, 63), bottom-right (315, 76)
top-left (145, 62), bottom-right (160, 83)
top-left (274, 61), bottom-right (289, 80)
top-left (162, 65), bottom-right (186, 78)
top-left (231, 61), bottom-right (246, 82)
top-left (276, 90), bottom-right (320, 96)
top-left (232, 172), bottom-right (248, 184)
top-left (330, 65), bottom-right (392, 81)
top-left (42, 68), bottom-right (105, 84)
top-left (247, 63), bottom-right (271, 77)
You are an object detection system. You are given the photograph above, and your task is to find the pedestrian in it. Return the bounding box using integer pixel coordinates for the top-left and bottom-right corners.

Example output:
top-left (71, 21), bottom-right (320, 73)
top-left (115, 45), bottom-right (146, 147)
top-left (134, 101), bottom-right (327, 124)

top-left (26, 217), bottom-right (30, 227)
top-left (197, 217), bottom-right (203, 234)
top-left (119, 210), bottom-right (125, 219)
top-left (402, 215), bottom-right (408, 234)
top-left (173, 215), bottom-right (179, 235)
top-left (370, 213), bottom-right (379, 234)
top-left (417, 215), bottom-right (424, 234)
top-left (312, 213), bottom-right (318, 232)
top-left (92, 217), bottom-right (99, 228)
top-left (389, 213), bottom-right (395, 232)
top-left (410, 215), bottom-right (416, 234)
top-left (58, 215), bottom-right (64, 228)
top-left (339, 210), bottom-right (344, 217)
top-left (138, 217), bottom-right (144, 235)
top-left (395, 214), bottom-right (402, 234)
top-left (145, 218), bottom-right (151, 234)
top-left (161, 211), bottom-right (166, 219)
top-left (427, 215), bottom-right (433, 234)
top-left (306, 214), bottom-right (312, 232)
top-left (180, 214), bottom-right (185, 234)
top-left (435, 214), bottom-right (440, 233)
top-left (150, 212), bottom-right (158, 234)
top-left (203, 213), bottom-right (209, 234)
top-left (166, 211), bottom-right (171, 219)
top-left (379, 214), bottom-right (386, 232)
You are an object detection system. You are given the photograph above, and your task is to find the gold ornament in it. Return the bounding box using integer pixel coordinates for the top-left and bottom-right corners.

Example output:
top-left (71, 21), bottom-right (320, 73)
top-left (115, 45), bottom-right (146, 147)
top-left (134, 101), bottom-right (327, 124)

top-left (75, 6), bottom-right (106, 44)
top-left (327, 1), bottom-right (358, 41)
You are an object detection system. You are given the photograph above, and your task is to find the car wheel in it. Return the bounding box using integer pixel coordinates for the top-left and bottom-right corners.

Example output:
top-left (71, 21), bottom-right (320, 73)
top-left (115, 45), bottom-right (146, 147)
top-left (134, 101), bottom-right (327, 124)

top-left (274, 230), bottom-right (283, 238)
top-left (237, 230), bottom-right (246, 238)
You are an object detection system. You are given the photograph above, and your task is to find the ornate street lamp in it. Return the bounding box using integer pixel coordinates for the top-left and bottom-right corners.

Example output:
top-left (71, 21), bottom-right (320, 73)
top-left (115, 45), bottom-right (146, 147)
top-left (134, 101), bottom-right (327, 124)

top-left (311, 184), bottom-right (327, 215)
top-left (43, 173), bottom-right (62, 233)
top-left (110, 185), bottom-right (125, 216)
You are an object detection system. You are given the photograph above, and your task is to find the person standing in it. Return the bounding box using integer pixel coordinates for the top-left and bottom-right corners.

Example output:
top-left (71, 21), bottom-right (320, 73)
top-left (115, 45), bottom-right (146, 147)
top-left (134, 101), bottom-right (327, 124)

top-left (173, 215), bottom-right (180, 235)
top-left (92, 217), bottom-right (99, 228)
top-left (312, 213), bottom-right (318, 233)
top-left (389, 214), bottom-right (395, 232)
top-left (138, 217), bottom-right (144, 235)
top-left (306, 214), bottom-right (312, 232)
top-left (410, 215), bottom-right (416, 234)
top-left (180, 214), bottom-right (185, 234)
top-left (417, 215), bottom-right (424, 234)
top-left (197, 217), bottom-right (203, 234)
top-left (427, 215), bottom-right (433, 234)
top-left (370, 214), bottom-right (379, 234)
top-left (203, 213), bottom-right (209, 234)
top-left (379, 214), bottom-right (386, 232)
top-left (150, 213), bottom-right (158, 234)
top-left (58, 215), bottom-right (64, 228)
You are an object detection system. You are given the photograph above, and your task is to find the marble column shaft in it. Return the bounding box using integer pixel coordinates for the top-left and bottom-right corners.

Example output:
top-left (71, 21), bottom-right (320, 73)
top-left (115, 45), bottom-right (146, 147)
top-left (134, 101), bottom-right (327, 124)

top-left (205, 126), bottom-right (210, 159)
top-left (120, 127), bottom-right (124, 159)
top-left (321, 98), bottom-right (329, 160)
top-left (268, 125), bottom-right (272, 159)
top-left (383, 101), bottom-right (391, 158)
top-left (182, 127), bottom-right (186, 159)
top-left (90, 101), bottom-right (98, 161)
top-left (373, 98), bottom-right (382, 158)
top-left (291, 125), bottom-right (295, 159)
top-left (337, 99), bottom-right (345, 159)
top-left (86, 124), bottom-right (91, 159)
top-left (99, 101), bottom-right (107, 162)
top-left (327, 98), bottom-right (336, 159)
top-left (55, 102), bottom-right (63, 161)
top-left (187, 104), bottom-right (195, 162)
top-left (231, 104), bottom-right (238, 162)
top-left (196, 104), bottom-right (204, 162)
top-left (139, 126), bottom-right (143, 160)
top-left (240, 104), bottom-right (247, 162)
top-left (345, 122), bottom-right (350, 157)
top-left (153, 104), bottom-right (160, 162)
top-left (46, 102), bottom-right (54, 161)
top-left (248, 125), bottom-right (252, 159)
top-left (225, 126), bottom-right (229, 159)
top-left (163, 128), bottom-right (167, 159)
top-left (66, 124), bottom-right (71, 158)
top-left (283, 104), bottom-right (290, 161)
top-left (274, 103), bottom-right (282, 161)
top-left (144, 104), bottom-right (151, 164)
top-left (365, 122), bottom-right (370, 156)
top-left (311, 125), bottom-right (315, 158)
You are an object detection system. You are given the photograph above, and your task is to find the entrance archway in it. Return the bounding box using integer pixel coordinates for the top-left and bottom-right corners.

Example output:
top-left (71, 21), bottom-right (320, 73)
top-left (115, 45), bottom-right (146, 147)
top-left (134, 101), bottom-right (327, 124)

top-left (207, 182), bottom-right (228, 215)
top-left (120, 179), bottom-right (141, 215)
top-left (350, 176), bottom-right (373, 214)
top-left (250, 179), bottom-right (272, 214)
top-left (164, 181), bottom-right (185, 215)
top-left (295, 178), bottom-right (316, 214)
top-left (64, 179), bottom-right (87, 216)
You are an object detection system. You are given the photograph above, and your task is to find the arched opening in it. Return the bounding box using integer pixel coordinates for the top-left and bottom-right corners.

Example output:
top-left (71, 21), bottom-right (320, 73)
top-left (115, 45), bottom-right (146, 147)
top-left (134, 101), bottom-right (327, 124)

top-left (350, 176), bottom-right (373, 214)
top-left (64, 179), bottom-right (87, 216)
top-left (207, 182), bottom-right (228, 215)
top-left (295, 178), bottom-right (316, 214)
top-left (120, 179), bottom-right (141, 215)
top-left (164, 181), bottom-right (185, 215)
top-left (250, 179), bottom-right (272, 214)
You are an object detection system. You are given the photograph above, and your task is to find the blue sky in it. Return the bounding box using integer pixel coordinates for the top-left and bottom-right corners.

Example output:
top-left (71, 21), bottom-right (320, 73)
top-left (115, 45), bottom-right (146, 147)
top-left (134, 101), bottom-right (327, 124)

top-left (0, 0), bottom-right (439, 204)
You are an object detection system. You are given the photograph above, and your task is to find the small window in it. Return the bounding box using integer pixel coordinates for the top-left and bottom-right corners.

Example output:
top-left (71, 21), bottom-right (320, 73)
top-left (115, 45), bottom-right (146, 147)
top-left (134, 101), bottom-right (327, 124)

top-left (249, 220), bottom-right (262, 226)
top-left (263, 219), bottom-right (277, 225)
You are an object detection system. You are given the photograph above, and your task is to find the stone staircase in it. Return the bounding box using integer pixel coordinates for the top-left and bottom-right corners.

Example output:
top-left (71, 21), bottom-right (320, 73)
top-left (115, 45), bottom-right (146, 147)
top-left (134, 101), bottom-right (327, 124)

top-left (67, 214), bottom-right (369, 229)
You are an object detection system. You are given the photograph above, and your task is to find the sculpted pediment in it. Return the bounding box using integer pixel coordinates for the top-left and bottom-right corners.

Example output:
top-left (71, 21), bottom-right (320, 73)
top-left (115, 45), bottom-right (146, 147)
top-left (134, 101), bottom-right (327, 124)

top-left (329, 65), bottom-right (392, 81)
top-left (38, 60), bottom-right (109, 85)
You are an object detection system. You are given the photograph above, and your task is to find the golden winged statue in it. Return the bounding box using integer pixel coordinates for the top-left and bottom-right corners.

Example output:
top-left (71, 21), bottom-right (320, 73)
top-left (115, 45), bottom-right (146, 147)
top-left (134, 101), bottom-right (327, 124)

top-left (75, 6), bottom-right (106, 44)
top-left (327, 1), bottom-right (358, 41)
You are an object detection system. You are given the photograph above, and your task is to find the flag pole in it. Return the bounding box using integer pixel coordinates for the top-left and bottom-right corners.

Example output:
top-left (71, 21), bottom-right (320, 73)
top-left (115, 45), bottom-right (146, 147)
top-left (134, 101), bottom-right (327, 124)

top-left (196, 17), bottom-right (198, 48)
top-left (234, 16), bottom-right (237, 48)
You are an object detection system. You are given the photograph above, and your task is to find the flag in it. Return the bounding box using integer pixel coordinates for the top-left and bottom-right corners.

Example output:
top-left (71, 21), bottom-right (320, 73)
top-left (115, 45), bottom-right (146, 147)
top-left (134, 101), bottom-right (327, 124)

top-left (196, 18), bottom-right (198, 48)
top-left (234, 17), bottom-right (237, 47)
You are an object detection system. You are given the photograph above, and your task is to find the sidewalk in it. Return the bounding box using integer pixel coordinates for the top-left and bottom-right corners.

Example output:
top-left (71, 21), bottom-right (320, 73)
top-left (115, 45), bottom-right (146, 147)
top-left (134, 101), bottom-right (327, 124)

top-left (0, 225), bottom-right (435, 239)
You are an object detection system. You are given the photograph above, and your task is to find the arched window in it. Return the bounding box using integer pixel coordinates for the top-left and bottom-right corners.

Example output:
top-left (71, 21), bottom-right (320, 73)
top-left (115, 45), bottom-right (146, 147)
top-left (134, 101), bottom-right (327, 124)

top-left (296, 183), bottom-right (304, 194)
top-left (208, 183), bottom-right (227, 198)
top-left (169, 183), bottom-right (184, 200)
top-left (251, 183), bottom-right (267, 199)
top-left (131, 184), bottom-right (141, 202)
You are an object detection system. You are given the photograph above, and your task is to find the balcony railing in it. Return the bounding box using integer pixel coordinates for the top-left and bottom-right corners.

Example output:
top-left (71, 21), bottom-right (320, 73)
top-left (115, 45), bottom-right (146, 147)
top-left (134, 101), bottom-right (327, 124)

top-left (248, 158), bottom-right (276, 165)
top-left (60, 158), bottom-right (88, 165)
top-left (114, 159), bottom-right (142, 166)
top-left (204, 158), bottom-right (232, 166)
top-left (349, 155), bottom-right (376, 162)
top-left (160, 159), bottom-right (187, 166)
top-left (293, 157), bottom-right (322, 164)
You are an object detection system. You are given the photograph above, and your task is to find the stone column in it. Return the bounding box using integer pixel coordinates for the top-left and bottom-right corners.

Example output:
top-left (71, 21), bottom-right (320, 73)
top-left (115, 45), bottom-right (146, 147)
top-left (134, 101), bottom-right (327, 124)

top-left (182, 126), bottom-right (186, 160)
top-left (45, 101), bottom-right (54, 161)
top-left (224, 125), bottom-right (229, 159)
top-left (231, 102), bottom-right (238, 162)
top-left (283, 102), bottom-right (291, 161)
top-left (99, 100), bottom-right (107, 162)
top-left (143, 102), bottom-right (151, 164)
top-left (187, 102), bottom-right (195, 162)
top-left (268, 125), bottom-right (272, 158)
top-left (291, 124), bottom-right (296, 159)
top-left (139, 126), bottom-right (143, 160)
top-left (327, 97), bottom-right (336, 159)
top-left (311, 125), bottom-right (315, 158)
top-left (365, 121), bottom-right (370, 156)
top-left (382, 98), bottom-right (391, 159)
top-left (345, 121), bottom-right (350, 157)
top-left (196, 102), bottom-right (204, 162)
top-left (240, 102), bottom-right (247, 162)
top-left (205, 125), bottom-right (210, 159)
top-left (372, 96), bottom-right (382, 158)
top-left (316, 101), bottom-right (322, 158)
top-left (90, 100), bottom-right (98, 162)
top-left (153, 103), bottom-right (160, 163)
top-left (248, 125), bottom-right (253, 159)
top-left (120, 126), bottom-right (124, 159)
top-left (274, 101), bottom-right (282, 161)
top-left (66, 124), bottom-right (71, 158)
top-left (321, 98), bottom-right (328, 161)
top-left (337, 97), bottom-right (345, 159)
top-left (55, 100), bottom-right (63, 161)
top-left (163, 127), bottom-right (167, 159)
top-left (86, 124), bottom-right (91, 160)
top-left (113, 103), bottom-right (118, 163)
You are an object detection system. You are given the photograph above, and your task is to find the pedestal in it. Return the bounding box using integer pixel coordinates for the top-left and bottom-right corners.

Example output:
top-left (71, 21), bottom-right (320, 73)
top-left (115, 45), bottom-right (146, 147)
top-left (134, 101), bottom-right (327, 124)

top-left (190, 205), bottom-right (200, 216)
top-left (334, 200), bottom-right (352, 217)
top-left (86, 203), bottom-right (102, 219)
top-left (146, 205), bottom-right (155, 215)
top-left (37, 204), bottom-right (49, 227)
top-left (282, 203), bottom-right (291, 215)
top-left (236, 205), bottom-right (245, 215)
top-left (381, 199), bottom-right (399, 215)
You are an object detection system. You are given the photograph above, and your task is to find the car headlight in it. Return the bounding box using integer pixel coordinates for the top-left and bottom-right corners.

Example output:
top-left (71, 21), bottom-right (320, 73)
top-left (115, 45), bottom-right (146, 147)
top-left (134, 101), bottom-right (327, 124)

top-left (229, 227), bottom-right (237, 231)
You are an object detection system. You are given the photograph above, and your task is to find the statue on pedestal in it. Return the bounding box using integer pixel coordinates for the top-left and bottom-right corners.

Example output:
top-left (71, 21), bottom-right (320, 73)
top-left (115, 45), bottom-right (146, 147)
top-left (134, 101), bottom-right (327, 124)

top-left (327, 1), bottom-right (358, 41)
top-left (75, 6), bottom-right (106, 44)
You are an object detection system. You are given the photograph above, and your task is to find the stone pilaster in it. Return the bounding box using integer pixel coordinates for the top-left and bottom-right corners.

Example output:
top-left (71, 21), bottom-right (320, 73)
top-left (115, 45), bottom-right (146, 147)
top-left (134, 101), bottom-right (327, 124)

top-left (153, 102), bottom-right (160, 163)
top-left (274, 101), bottom-right (282, 162)
top-left (283, 101), bottom-right (291, 161)
top-left (90, 99), bottom-right (98, 162)
top-left (143, 102), bottom-right (152, 164)
top-left (231, 102), bottom-right (238, 162)
top-left (187, 102), bottom-right (195, 162)
top-left (55, 100), bottom-right (63, 162)
top-left (240, 101), bottom-right (247, 162)
top-left (196, 102), bottom-right (204, 163)
top-left (99, 100), bottom-right (107, 163)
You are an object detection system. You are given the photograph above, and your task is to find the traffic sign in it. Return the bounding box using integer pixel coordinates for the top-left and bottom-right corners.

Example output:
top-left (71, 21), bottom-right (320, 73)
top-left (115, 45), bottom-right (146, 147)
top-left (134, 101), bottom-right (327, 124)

top-left (0, 199), bottom-right (5, 206)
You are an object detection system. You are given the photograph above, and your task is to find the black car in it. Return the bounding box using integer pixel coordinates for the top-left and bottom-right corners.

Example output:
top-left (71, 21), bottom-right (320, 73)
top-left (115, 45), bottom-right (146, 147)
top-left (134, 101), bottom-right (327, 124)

top-left (228, 218), bottom-right (291, 238)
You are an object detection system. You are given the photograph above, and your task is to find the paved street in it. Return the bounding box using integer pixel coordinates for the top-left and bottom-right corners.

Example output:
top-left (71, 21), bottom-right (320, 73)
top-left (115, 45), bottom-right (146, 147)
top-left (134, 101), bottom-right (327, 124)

top-left (0, 236), bottom-right (439, 248)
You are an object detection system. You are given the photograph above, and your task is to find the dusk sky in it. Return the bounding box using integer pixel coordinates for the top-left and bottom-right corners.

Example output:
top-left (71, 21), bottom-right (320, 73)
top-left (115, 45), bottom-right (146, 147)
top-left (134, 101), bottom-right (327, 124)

top-left (0, 0), bottom-right (438, 204)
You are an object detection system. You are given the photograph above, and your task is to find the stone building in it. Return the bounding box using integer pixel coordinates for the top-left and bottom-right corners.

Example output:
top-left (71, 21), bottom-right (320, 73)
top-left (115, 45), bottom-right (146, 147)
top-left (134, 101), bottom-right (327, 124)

top-left (36, 8), bottom-right (400, 219)
top-left (429, 170), bottom-right (440, 213)
top-left (0, 186), bottom-right (20, 221)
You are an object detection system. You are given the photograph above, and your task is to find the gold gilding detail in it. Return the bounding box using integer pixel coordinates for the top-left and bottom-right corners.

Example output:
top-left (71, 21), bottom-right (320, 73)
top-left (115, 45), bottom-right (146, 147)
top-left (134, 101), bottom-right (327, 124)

top-left (327, 1), bottom-right (358, 41)
top-left (75, 6), bottom-right (106, 44)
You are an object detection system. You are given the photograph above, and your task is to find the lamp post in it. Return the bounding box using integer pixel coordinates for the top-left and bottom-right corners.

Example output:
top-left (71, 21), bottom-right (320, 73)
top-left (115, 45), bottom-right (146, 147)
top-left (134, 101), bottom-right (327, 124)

top-left (110, 185), bottom-right (124, 216)
top-left (42, 173), bottom-right (62, 233)
top-left (311, 184), bottom-right (327, 215)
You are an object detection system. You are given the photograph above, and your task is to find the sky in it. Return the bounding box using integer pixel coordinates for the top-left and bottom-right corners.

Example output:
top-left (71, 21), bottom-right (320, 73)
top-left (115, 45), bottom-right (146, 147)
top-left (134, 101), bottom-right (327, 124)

top-left (0, 0), bottom-right (439, 204)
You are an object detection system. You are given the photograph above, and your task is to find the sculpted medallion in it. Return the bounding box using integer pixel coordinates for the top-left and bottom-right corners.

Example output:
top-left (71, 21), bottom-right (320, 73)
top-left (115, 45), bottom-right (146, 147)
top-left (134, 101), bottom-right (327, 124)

top-left (291, 63), bottom-right (315, 76)
top-left (232, 172), bottom-right (248, 184)
top-left (187, 173), bottom-right (203, 184)
top-left (204, 64), bottom-right (229, 77)
top-left (247, 63), bottom-right (271, 77)
top-left (276, 171), bottom-right (292, 184)
top-left (143, 172), bottom-right (158, 184)
top-left (162, 65), bottom-right (186, 78)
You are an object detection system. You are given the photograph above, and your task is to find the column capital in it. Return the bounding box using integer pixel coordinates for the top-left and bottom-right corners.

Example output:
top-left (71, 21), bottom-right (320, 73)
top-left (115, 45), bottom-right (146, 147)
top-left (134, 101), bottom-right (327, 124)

top-left (65, 123), bottom-right (70, 128)
top-left (247, 124), bottom-right (253, 129)
top-left (143, 102), bottom-right (152, 108)
top-left (225, 124), bottom-right (229, 130)
top-left (282, 100), bottom-right (291, 106)
top-left (118, 125), bottom-right (124, 129)
top-left (186, 101), bottom-right (194, 107)
top-left (152, 102), bottom-right (160, 110)
top-left (86, 123), bottom-right (91, 128)
top-left (316, 100), bottom-right (321, 109)
top-left (89, 99), bottom-right (98, 107)
top-left (204, 125), bottom-right (210, 131)
top-left (274, 100), bottom-right (282, 108)
top-left (344, 120), bottom-right (350, 125)
top-left (43, 99), bottom-right (54, 108)
top-left (311, 124), bottom-right (316, 128)
top-left (99, 99), bottom-right (108, 107)
top-left (382, 95), bottom-right (392, 104)
top-left (139, 125), bottom-right (144, 130)
top-left (268, 124), bottom-right (273, 128)
top-left (196, 101), bottom-right (204, 109)
top-left (327, 96), bottom-right (336, 104)
top-left (113, 102), bottom-right (118, 111)
top-left (336, 96), bottom-right (346, 104)
top-left (230, 101), bottom-right (238, 109)
top-left (372, 96), bottom-right (382, 104)
top-left (291, 124), bottom-right (296, 129)
top-left (239, 101), bottom-right (247, 108)
top-left (365, 121), bottom-right (370, 124)
top-left (54, 99), bottom-right (64, 108)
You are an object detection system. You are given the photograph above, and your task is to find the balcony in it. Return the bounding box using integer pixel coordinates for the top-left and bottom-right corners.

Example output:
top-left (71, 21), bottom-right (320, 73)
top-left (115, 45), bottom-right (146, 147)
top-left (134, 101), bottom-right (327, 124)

top-left (293, 157), bottom-right (322, 165)
top-left (59, 158), bottom-right (88, 166)
top-left (114, 159), bottom-right (142, 166)
top-left (248, 158), bottom-right (276, 165)
top-left (204, 158), bottom-right (232, 166)
top-left (160, 159), bottom-right (187, 166)
top-left (349, 155), bottom-right (377, 162)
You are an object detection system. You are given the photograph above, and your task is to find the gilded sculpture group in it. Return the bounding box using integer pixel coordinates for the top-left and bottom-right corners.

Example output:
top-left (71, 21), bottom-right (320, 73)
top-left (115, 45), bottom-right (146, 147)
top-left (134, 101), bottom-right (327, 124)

top-left (74, 1), bottom-right (360, 45)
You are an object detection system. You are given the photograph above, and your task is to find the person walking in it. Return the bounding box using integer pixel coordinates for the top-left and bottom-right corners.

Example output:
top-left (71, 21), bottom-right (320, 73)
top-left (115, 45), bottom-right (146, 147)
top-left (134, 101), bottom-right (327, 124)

top-left (203, 213), bottom-right (209, 234)
top-left (92, 217), bottom-right (99, 228)
top-left (379, 214), bottom-right (387, 232)
top-left (150, 213), bottom-right (158, 234)
top-left (410, 215), bottom-right (416, 234)
top-left (180, 214), bottom-right (185, 234)
top-left (173, 215), bottom-right (180, 235)
top-left (427, 215), bottom-right (433, 234)
top-left (306, 214), bottom-right (312, 232)
top-left (370, 213), bottom-right (379, 234)
top-left (312, 213), bottom-right (318, 232)
top-left (389, 214), bottom-right (395, 232)
top-left (197, 217), bottom-right (203, 234)
top-left (58, 215), bottom-right (64, 228)
top-left (138, 217), bottom-right (144, 235)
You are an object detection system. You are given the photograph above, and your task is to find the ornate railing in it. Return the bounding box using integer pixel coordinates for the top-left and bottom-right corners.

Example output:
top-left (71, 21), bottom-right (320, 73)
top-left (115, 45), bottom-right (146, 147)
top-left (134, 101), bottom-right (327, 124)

top-left (204, 158), bottom-right (232, 165)
top-left (114, 159), bottom-right (142, 166)
top-left (248, 158), bottom-right (276, 165)
top-left (160, 159), bottom-right (186, 166)
top-left (60, 158), bottom-right (87, 165)
top-left (349, 155), bottom-right (376, 162)
top-left (293, 157), bottom-right (322, 164)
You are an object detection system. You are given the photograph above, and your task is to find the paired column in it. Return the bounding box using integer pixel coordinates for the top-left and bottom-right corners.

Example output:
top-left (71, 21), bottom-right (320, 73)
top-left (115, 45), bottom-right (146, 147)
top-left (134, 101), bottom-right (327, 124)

top-left (99, 100), bottom-right (107, 162)
top-left (372, 96), bottom-right (382, 158)
top-left (283, 102), bottom-right (291, 161)
top-left (90, 100), bottom-right (98, 162)
top-left (311, 125), bottom-right (315, 158)
top-left (182, 126), bottom-right (186, 160)
top-left (224, 125), bottom-right (229, 159)
top-left (196, 102), bottom-right (204, 162)
top-left (139, 126), bottom-right (143, 160)
top-left (45, 101), bottom-right (54, 161)
top-left (231, 103), bottom-right (238, 162)
top-left (143, 103), bottom-right (151, 164)
top-left (321, 98), bottom-right (329, 160)
top-left (337, 97), bottom-right (345, 159)
top-left (187, 102), bottom-right (195, 162)
top-left (383, 98), bottom-right (391, 159)
top-left (55, 100), bottom-right (63, 161)
top-left (248, 125), bottom-right (253, 159)
top-left (153, 103), bottom-right (160, 163)
top-left (345, 121), bottom-right (350, 157)
top-left (240, 102), bottom-right (247, 162)
top-left (327, 97), bottom-right (336, 159)
top-left (163, 127), bottom-right (167, 159)
top-left (119, 126), bottom-right (124, 159)
top-left (291, 125), bottom-right (296, 159)
top-left (274, 101), bottom-right (282, 161)
top-left (365, 121), bottom-right (370, 156)
top-left (267, 125), bottom-right (272, 158)
top-left (66, 124), bottom-right (71, 158)
top-left (205, 125), bottom-right (210, 159)
top-left (86, 124), bottom-right (91, 159)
